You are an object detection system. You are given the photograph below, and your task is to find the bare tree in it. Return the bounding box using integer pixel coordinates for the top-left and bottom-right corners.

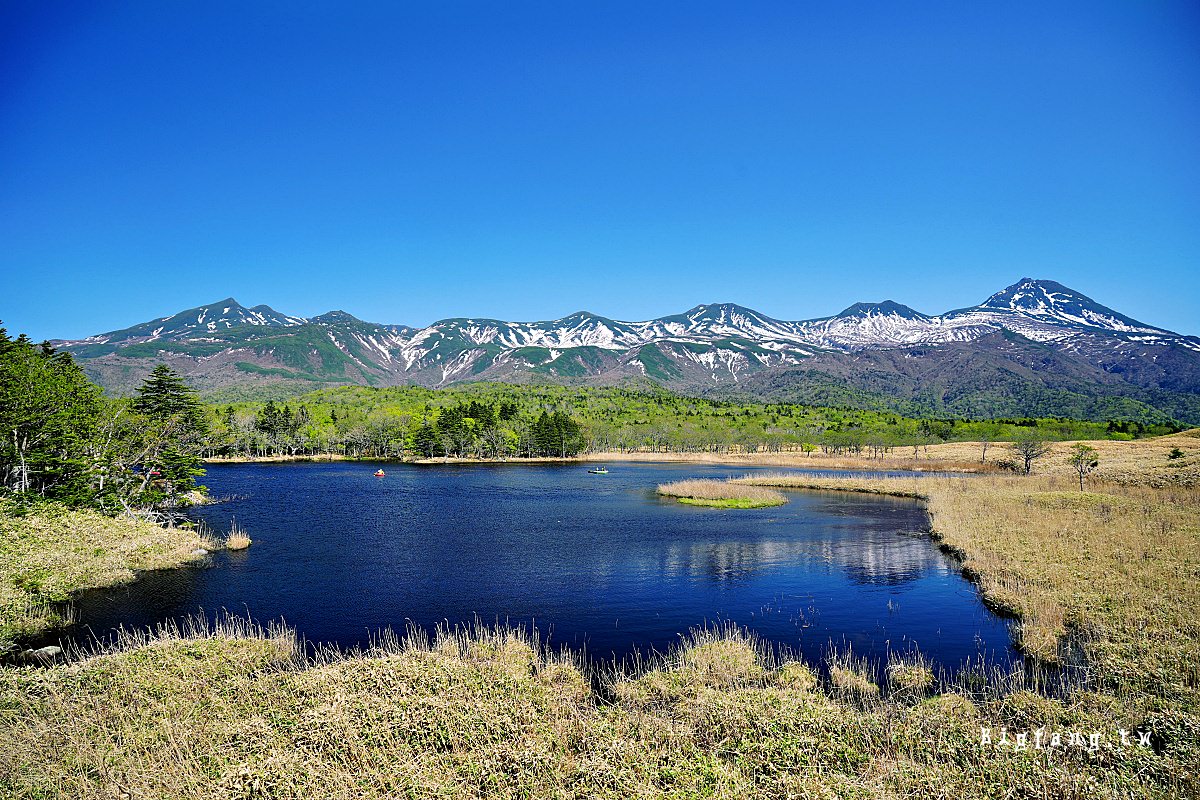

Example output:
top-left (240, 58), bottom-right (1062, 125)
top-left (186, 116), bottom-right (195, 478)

top-left (1011, 436), bottom-right (1051, 475)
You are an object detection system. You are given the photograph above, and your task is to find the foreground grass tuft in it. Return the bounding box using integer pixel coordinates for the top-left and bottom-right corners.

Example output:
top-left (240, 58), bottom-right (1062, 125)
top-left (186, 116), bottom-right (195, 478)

top-left (5, 613), bottom-right (1192, 799)
top-left (657, 478), bottom-right (787, 508)
top-left (224, 521), bottom-right (252, 550)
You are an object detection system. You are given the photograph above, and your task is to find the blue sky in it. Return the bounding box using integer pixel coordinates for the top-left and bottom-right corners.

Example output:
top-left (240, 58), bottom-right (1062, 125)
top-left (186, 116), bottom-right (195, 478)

top-left (2, 1), bottom-right (1198, 340)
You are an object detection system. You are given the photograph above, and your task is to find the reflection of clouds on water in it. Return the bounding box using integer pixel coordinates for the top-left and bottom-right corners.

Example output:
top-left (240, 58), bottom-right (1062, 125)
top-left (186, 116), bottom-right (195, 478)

top-left (666, 539), bottom-right (805, 583)
top-left (648, 528), bottom-right (951, 586)
top-left (814, 534), bottom-right (949, 585)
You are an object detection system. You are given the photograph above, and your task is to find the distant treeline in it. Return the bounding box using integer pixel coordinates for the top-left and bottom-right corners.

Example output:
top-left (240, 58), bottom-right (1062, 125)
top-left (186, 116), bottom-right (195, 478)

top-left (200, 384), bottom-right (1182, 461)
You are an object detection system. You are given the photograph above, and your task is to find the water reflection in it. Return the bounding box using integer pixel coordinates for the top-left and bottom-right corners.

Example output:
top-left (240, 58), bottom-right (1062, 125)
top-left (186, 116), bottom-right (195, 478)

top-left (43, 462), bottom-right (1016, 671)
top-left (651, 496), bottom-right (947, 587)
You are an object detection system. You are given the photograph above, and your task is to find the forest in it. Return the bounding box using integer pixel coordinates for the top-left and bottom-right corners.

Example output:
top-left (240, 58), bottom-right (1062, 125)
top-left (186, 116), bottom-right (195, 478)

top-left (0, 327), bottom-right (207, 516)
top-left (202, 383), bottom-right (1180, 461)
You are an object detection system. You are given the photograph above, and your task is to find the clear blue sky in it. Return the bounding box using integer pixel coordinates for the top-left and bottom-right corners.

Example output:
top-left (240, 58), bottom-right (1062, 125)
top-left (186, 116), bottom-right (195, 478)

top-left (2, 1), bottom-right (1198, 340)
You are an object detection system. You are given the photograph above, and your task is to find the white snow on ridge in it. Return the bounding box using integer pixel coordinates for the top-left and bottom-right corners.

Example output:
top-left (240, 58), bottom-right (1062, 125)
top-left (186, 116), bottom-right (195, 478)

top-left (58, 281), bottom-right (1198, 389)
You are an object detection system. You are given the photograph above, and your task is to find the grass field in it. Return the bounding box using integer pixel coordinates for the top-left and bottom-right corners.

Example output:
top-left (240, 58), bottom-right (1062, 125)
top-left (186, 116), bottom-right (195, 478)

top-left (1, 432), bottom-right (1198, 798)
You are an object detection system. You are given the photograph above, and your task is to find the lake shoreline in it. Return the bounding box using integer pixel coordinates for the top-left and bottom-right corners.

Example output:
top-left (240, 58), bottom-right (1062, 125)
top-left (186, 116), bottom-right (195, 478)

top-left (9, 437), bottom-right (1197, 797)
top-left (203, 450), bottom-right (991, 473)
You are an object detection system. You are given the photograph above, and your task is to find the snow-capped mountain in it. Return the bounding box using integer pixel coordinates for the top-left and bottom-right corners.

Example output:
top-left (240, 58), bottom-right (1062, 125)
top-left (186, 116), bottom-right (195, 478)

top-left (55, 279), bottom-right (1200, 423)
top-left (975, 279), bottom-right (1168, 332)
top-left (73, 298), bottom-right (307, 345)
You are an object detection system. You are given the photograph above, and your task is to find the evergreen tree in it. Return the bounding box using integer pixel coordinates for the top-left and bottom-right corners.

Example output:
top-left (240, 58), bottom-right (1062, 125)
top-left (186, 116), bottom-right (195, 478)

top-left (257, 401), bottom-right (275, 434)
top-left (134, 365), bottom-right (207, 434)
top-left (0, 327), bottom-right (105, 499)
top-left (133, 364), bottom-right (207, 504)
top-left (411, 420), bottom-right (438, 458)
top-left (532, 410), bottom-right (555, 456)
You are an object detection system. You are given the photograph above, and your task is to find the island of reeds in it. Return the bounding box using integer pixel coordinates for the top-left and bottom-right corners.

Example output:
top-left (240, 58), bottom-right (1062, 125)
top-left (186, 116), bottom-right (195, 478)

top-left (657, 478), bottom-right (788, 508)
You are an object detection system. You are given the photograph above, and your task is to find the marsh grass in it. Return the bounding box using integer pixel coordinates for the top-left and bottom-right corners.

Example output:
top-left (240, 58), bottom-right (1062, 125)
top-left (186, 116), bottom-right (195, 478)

top-left (656, 478), bottom-right (787, 508)
top-left (7, 613), bottom-right (1180, 799)
top-left (0, 500), bottom-right (211, 648)
top-left (823, 644), bottom-right (882, 706)
top-left (732, 471), bottom-right (1200, 676)
top-left (734, 462), bottom-right (1200, 786)
top-left (224, 520), bottom-right (253, 550)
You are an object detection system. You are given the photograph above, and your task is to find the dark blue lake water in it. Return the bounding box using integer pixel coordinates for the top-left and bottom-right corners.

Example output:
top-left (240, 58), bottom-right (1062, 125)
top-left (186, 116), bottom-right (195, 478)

top-left (61, 462), bottom-right (1017, 671)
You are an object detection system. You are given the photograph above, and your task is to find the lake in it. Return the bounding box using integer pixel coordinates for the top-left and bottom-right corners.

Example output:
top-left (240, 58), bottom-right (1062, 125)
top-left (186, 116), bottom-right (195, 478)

top-left (59, 462), bottom-right (1018, 672)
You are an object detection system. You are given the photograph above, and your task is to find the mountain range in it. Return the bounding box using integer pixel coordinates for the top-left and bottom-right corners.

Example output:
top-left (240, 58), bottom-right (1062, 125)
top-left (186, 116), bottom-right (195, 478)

top-left (55, 278), bottom-right (1200, 424)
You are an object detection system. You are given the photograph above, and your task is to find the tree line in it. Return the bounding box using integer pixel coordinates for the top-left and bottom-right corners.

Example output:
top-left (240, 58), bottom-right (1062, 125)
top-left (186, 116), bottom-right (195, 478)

top-left (207, 397), bottom-right (586, 460)
top-left (199, 381), bottom-right (1165, 464)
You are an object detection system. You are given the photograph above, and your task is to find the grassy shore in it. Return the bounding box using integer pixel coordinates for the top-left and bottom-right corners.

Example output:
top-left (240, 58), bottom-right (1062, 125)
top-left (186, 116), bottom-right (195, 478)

top-left (0, 500), bottom-right (216, 649)
top-left (2, 433), bottom-right (1198, 798)
top-left (657, 478), bottom-right (788, 508)
top-left (201, 430), bottom-right (1200, 484)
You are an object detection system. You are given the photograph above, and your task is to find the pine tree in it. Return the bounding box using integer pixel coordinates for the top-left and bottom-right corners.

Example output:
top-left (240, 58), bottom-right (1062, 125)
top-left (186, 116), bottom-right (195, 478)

top-left (411, 420), bottom-right (438, 458)
top-left (133, 364), bottom-right (207, 504)
top-left (135, 365), bottom-right (208, 433)
top-left (257, 401), bottom-right (280, 435)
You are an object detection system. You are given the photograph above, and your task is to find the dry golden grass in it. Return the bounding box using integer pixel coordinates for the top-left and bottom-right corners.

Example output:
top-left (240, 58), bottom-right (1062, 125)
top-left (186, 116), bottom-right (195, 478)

top-left (601, 428), bottom-right (1200, 486)
top-left (0, 500), bottom-right (211, 645)
top-left (224, 521), bottom-right (252, 550)
top-left (921, 428), bottom-right (1200, 487)
top-left (594, 448), bottom-right (998, 473)
top-left (734, 468), bottom-right (1200, 695)
top-left (6, 616), bottom-right (1183, 800)
top-left (656, 478), bottom-right (787, 508)
top-left (886, 659), bottom-right (935, 695)
top-left (828, 663), bottom-right (880, 701)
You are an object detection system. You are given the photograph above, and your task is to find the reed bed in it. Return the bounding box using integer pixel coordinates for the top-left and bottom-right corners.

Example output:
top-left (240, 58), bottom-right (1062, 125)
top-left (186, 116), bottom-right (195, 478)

top-left (656, 478), bottom-right (787, 508)
top-left (224, 520), bottom-right (253, 550)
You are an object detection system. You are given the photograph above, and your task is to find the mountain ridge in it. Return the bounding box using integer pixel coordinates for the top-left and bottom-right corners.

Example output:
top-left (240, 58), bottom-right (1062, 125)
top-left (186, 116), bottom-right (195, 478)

top-left (53, 278), bottom-right (1200, 423)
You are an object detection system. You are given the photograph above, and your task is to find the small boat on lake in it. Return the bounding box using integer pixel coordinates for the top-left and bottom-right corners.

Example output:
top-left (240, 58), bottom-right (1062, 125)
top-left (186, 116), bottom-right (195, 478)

top-left (588, 468), bottom-right (609, 474)
top-left (374, 469), bottom-right (386, 478)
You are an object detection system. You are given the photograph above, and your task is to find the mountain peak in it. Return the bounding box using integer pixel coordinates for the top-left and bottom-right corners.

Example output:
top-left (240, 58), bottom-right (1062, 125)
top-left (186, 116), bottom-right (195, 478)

top-left (976, 278), bottom-right (1167, 334)
top-left (556, 310), bottom-right (606, 323)
top-left (681, 302), bottom-right (771, 324)
top-left (312, 310), bottom-right (362, 324)
top-left (981, 278), bottom-right (1083, 309)
top-left (687, 301), bottom-right (752, 314)
top-left (836, 301), bottom-right (927, 320)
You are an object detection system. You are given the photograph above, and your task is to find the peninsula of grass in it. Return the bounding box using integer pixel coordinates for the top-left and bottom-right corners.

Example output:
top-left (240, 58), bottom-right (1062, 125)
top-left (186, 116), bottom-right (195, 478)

top-left (0, 499), bottom-right (216, 648)
top-left (656, 478), bottom-right (787, 508)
